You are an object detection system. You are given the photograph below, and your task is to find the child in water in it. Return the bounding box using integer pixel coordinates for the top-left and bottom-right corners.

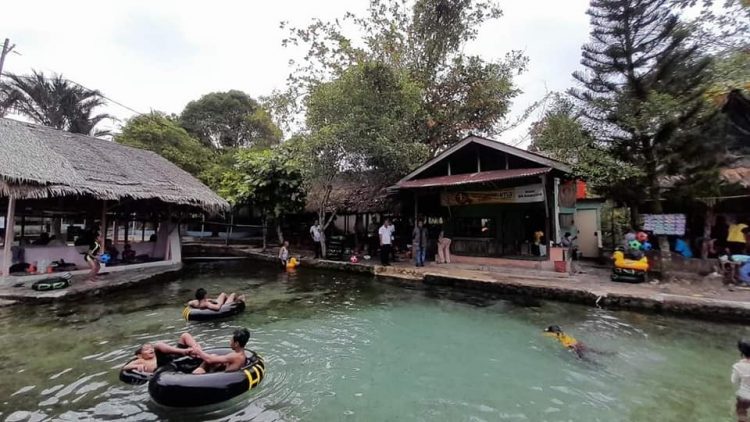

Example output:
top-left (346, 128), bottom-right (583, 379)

top-left (544, 325), bottom-right (587, 359)
top-left (732, 339), bottom-right (750, 422)
top-left (279, 241), bottom-right (290, 268)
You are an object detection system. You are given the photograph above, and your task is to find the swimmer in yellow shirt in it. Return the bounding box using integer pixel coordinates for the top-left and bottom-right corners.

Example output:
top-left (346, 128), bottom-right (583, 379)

top-left (544, 325), bottom-right (587, 358)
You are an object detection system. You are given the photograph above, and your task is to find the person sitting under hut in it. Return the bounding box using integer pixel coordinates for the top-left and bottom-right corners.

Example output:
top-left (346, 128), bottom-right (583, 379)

top-left (192, 328), bottom-right (251, 374)
top-left (104, 239), bottom-right (120, 262)
top-left (122, 243), bottom-right (136, 263)
top-left (187, 288), bottom-right (244, 311)
top-left (32, 232), bottom-right (51, 246)
top-left (122, 333), bottom-right (200, 373)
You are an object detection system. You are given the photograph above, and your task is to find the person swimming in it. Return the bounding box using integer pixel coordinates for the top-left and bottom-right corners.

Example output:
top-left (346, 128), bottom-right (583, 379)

top-left (544, 325), bottom-right (586, 358)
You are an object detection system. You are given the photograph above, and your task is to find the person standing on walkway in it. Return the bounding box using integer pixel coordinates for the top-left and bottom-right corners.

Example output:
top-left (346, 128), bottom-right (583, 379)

top-left (310, 220), bottom-right (323, 259)
top-left (728, 219), bottom-right (749, 255)
top-left (85, 233), bottom-right (102, 282)
top-left (561, 232), bottom-right (578, 275)
top-left (379, 219), bottom-right (393, 266)
top-left (732, 339), bottom-right (750, 422)
top-left (412, 220), bottom-right (428, 267)
top-left (437, 224), bottom-right (452, 264)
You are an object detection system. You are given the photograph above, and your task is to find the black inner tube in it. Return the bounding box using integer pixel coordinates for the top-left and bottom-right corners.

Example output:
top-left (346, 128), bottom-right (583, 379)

top-left (31, 276), bottom-right (71, 291)
top-left (148, 348), bottom-right (264, 408)
top-left (119, 351), bottom-right (196, 385)
top-left (183, 300), bottom-right (246, 321)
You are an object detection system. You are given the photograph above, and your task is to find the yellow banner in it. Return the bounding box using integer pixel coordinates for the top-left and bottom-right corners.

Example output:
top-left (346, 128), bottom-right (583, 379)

top-left (440, 184), bottom-right (544, 206)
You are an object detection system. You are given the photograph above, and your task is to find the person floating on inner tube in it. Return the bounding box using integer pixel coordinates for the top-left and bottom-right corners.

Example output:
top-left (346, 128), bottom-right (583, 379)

top-left (192, 328), bottom-right (251, 374)
top-left (544, 325), bottom-right (587, 359)
top-left (122, 333), bottom-right (201, 373)
top-left (187, 288), bottom-right (245, 311)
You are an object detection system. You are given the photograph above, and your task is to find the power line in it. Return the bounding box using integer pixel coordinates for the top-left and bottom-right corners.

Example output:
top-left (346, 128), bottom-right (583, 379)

top-left (0, 71), bottom-right (147, 116)
top-left (0, 71), bottom-right (191, 138)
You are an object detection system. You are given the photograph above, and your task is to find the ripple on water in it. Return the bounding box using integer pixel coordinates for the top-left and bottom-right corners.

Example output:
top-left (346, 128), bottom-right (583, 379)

top-left (0, 262), bottom-right (742, 421)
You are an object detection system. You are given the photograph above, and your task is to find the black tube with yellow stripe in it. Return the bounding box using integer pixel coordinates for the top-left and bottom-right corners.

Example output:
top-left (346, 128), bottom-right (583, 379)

top-left (148, 348), bottom-right (265, 407)
top-left (182, 300), bottom-right (246, 322)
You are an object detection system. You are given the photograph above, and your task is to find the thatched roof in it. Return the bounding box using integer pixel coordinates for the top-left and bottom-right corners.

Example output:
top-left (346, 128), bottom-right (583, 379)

top-left (0, 118), bottom-right (229, 214)
top-left (305, 171), bottom-right (396, 214)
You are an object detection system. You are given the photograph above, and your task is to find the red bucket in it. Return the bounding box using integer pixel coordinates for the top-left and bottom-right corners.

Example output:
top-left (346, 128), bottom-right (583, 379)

top-left (554, 261), bottom-right (567, 273)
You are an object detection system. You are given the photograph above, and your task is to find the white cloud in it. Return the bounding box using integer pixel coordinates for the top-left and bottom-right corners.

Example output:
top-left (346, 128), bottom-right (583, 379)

top-left (0, 0), bottom-right (591, 145)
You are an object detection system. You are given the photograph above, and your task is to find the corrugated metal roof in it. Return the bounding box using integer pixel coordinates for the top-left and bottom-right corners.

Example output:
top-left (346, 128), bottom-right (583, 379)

top-left (396, 167), bottom-right (552, 189)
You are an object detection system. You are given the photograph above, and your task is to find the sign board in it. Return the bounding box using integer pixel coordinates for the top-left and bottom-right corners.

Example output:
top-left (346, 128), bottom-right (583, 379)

top-left (642, 214), bottom-right (686, 236)
top-left (440, 184), bottom-right (544, 206)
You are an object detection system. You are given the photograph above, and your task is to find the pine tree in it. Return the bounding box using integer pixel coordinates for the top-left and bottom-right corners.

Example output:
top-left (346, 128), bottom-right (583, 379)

top-left (571, 0), bottom-right (718, 215)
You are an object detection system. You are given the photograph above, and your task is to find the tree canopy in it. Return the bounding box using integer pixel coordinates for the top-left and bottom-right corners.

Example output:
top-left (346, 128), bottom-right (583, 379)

top-left (219, 146), bottom-right (306, 244)
top-left (0, 70), bottom-right (112, 137)
top-left (306, 61), bottom-right (429, 176)
top-left (269, 0), bottom-right (526, 152)
top-left (570, 0), bottom-right (722, 212)
top-left (115, 112), bottom-right (213, 179)
top-left (528, 94), bottom-right (641, 195)
top-left (180, 90), bottom-right (282, 149)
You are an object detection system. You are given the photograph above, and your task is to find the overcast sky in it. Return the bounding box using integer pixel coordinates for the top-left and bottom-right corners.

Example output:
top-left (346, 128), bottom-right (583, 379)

top-left (0, 0), bottom-right (591, 147)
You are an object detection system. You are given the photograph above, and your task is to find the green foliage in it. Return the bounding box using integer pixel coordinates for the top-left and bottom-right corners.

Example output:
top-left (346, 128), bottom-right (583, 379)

top-left (269, 0), bottom-right (525, 151)
top-left (219, 146), bottom-right (306, 220)
top-left (705, 51), bottom-right (750, 102)
top-left (528, 94), bottom-right (642, 196)
top-left (115, 112), bottom-right (214, 178)
top-left (306, 61), bottom-right (429, 177)
top-left (676, 0), bottom-right (749, 53)
top-left (0, 70), bottom-right (112, 136)
top-left (571, 0), bottom-right (722, 210)
top-left (180, 90), bottom-right (282, 149)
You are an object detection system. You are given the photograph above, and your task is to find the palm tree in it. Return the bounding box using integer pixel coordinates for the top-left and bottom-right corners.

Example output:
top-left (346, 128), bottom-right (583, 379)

top-left (0, 70), bottom-right (113, 137)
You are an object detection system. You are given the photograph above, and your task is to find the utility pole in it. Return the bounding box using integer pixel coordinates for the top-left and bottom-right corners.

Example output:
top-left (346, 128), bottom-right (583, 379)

top-left (0, 38), bottom-right (16, 78)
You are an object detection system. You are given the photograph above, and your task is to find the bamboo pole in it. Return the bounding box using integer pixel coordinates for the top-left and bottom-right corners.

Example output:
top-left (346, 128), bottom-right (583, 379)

top-left (2, 197), bottom-right (16, 277)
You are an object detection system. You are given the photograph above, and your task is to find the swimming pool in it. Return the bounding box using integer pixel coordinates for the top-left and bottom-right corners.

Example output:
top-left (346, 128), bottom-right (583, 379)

top-left (0, 260), bottom-right (744, 421)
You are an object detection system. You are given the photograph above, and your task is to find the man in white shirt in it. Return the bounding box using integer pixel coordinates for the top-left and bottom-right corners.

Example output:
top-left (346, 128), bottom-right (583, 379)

top-left (310, 221), bottom-right (322, 259)
top-left (378, 219), bottom-right (393, 266)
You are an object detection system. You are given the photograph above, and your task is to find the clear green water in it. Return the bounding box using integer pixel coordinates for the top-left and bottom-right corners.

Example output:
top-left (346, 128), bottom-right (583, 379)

top-left (0, 261), bottom-right (746, 421)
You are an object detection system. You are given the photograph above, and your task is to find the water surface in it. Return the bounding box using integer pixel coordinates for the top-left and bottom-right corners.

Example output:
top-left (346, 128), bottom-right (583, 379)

top-left (0, 261), bottom-right (745, 421)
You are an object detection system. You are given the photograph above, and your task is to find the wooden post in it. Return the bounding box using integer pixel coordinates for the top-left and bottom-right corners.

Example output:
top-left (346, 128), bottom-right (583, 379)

top-left (100, 201), bottom-right (107, 241)
top-left (113, 219), bottom-right (119, 244)
top-left (200, 214), bottom-right (206, 239)
top-left (414, 192), bottom-right (419, 222)
top-left (541, 175), bottom-right (551, 257)
top-left (2, 197), bottom-right (16, 277)
top-left (20, 215), bottom-right (25, 241)
top-left (225, 213), bottom-right (234, 246)
top-left (123, 218), bottom-right (129, 245)
top-left (141, 221), bottom-right (146, 242)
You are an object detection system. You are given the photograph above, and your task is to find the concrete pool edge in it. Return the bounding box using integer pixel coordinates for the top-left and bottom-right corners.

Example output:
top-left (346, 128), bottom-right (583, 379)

top-left (0, 264), bottom-right (183, 304)
top-left (182, 244), bottom-right (750, 323)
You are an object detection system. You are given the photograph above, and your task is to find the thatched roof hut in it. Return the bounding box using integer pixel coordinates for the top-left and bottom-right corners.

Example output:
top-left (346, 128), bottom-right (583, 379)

top-left (0, 118), bottom-right (228, 214)
top-left (305, 171), bottom-right (397, 215)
